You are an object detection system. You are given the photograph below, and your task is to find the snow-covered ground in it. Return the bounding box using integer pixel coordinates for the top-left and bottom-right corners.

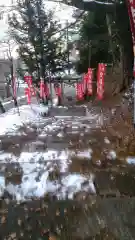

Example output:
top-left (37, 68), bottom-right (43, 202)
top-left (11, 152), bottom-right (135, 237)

top-left (0, 103), bottom-right (101, 201)
top-left (0, 98), bottom-right (133, 202)
top-left (0, 150), bottom-right (96, 201)
top-left (1, 98), bottom-right (131, 202)
top-left (0, 104), bottom-right (49, 136)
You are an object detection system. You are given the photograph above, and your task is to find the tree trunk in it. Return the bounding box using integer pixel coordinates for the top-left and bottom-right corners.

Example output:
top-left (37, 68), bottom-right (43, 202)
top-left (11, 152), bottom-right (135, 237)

top-left (106, 13), bottom-right (115, 65)
top-left (0, 100), bottom-right (5, 113)
top-left (116, 3), bottom-right (133, 91)
top-left (11, 58), bottom-right (18, 108)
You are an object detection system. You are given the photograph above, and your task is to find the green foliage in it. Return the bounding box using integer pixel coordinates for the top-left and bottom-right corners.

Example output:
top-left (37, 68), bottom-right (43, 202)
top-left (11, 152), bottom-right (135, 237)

top-left (76, 1), bottom-right (133, 80)
top-left (76, 10), bottom-right (112, 73)
top-left (8, 0), bottom-right (66, 83)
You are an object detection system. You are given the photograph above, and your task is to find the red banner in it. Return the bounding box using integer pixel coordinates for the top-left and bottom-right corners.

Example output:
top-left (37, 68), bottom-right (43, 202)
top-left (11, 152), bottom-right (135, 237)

top-left (127, 0), bottom-right (135, 76)
top-left (25, 88), bottom-right (31, 104)
top-left (82, 74), bottom-right (88, 94)
top-left (24, 75), bottom-right (36, 97)
top-left (24, 75), bottom-right (32, 86)
top-left (40, 80), bottom-right (45, 99)
top-left (127, 0), bottom-right (135, 44)
top-left (97, 63), bottom-right (106, 100)
top-left (44, 83), bottom-right (50, 97)
top-left (75, 83), bottom-right (84, 100)
top-left (87, 68), bottom-right (93, 95)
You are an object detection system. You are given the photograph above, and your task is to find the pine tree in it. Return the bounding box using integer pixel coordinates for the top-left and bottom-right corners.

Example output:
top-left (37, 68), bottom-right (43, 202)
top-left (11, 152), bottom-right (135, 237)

top-left (56, 0), bottom-right (133, 91)
top-left (75, 10), bottom-right (111, 74)
top-left (8, 0), bottom-right (66, 83)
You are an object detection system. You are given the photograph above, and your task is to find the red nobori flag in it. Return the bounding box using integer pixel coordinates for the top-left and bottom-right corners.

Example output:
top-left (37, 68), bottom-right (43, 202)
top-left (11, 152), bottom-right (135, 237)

top-left (25, 87), bottom-right (31, 104)
top-left (24, 75), bottom-right (36, 96)
top-left (82, 74), bottom-right (88, 94)
top-left (24, 75), bottom-right (32, 86)
top-left (75, 82), bottom-right (84, 100)
top-left (40, 80), bottom-right (46, 98)
top-left (87, 68), bottom-right (93, 95)
top-left (126, 0), bottom-right (135, 76)
top-left (97, 63), bottom-right (106, 100)
top-left (127, 0), bottom-right (135, 45)
top-left (44, 83), bottom-right (50, 97)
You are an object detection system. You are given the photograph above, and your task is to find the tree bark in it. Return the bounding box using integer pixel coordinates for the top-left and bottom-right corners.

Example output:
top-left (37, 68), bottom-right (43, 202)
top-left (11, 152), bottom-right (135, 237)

top-left (0, 100), bottom-right (5, 113)
top-left (116, 3), bottom-right (133, 91)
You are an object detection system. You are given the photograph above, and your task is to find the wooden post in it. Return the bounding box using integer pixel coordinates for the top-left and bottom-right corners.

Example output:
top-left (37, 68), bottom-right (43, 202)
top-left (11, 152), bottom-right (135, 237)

top-left (49, 75), bottom-right (53, 107)
top-left (61, 79), bottom-right (64, 105)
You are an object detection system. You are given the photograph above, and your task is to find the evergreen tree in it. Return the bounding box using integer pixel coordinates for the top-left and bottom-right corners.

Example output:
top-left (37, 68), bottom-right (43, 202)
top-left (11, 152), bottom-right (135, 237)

top-left (76, 10), bottom-right (111, 74)
top-left (55, 0), bottom-right (133, 91)
top-left (8, 0), bottom-right (66, 83)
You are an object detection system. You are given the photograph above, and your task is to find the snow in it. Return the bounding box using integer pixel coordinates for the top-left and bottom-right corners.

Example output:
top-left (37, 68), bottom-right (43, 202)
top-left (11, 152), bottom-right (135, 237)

top-left (0, 152), bottom-right (13, 161)
top-left (71, 149), bottom-right (92, 159)
top-left (0, 149), bottom-right (96, 201)
top-left (104, 137), bottom-right (110, 144)
top-left (0, 102), bottom-right (106, 202)
top-left (0, 104), bottom-right (49, 136)
top-left (0, 143), bottom-right (96, 201)
top-left (107, 150), bottom-right (117, 160)
top-left (60, 173), bottom-right (96, 199)
top-left (0, 175), bottom-right (5, 198)
top-left (3, 95), bottom-right (26, 106)
top-left (126, 157), bottom-right (135, 165)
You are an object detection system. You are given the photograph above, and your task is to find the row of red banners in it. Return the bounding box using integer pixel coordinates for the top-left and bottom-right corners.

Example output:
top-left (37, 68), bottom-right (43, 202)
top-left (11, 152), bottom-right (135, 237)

top-left (24, 76), bottom-right (62, 104)
top-left (76, 63), bottom-right (106, 100)
top-left (23, 63), bottom-right (106, 104)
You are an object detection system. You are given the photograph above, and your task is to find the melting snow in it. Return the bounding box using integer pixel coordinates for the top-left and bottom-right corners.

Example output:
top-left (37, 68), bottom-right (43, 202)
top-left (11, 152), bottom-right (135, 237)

top-left (0, 175), bottom-right (5, 197)
top-left (126, 157), bottom-right (135, 165)
top-left (0, 149), bottom-right (96, 201)
top-left (71, 149), bottom-right (92, 159)
top-left (107, 150), bottom-right (117, 160)
top-left (104, 137), bottom-right (110, 144)
top-left (0, 103), bottom-right (105, 201)
top-left (0, 104), bottom-right (48, 136)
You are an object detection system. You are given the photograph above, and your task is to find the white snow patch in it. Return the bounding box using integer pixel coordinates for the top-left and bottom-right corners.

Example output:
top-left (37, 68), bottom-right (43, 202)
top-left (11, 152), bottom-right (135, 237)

top-left (52, 97), bottom-right (59, 106)
top-left (71, 149), bottom-right (92, 159)
top-left (57, 132), bottom-right (64, 138)
top-left (126, 157), bottom-right (135, 165)
top-left (0, 104), bottom-right (48, 136)
top-left (17, 150), bottom-right (69, 163)
top-left (59, 173), bottom-right (96, 199)
top-left (0, 152), bottom-right (15, 162)
top-left (107, 150), bottom-right (117, 160)
top-left (104, 137), bottom-right (110, 144)
top-left (0, 149), bottom-right (96, 201)
top-left (95, 160), bottom-right (101, 166)
top-left (0, 175), bottom-right (5, 197)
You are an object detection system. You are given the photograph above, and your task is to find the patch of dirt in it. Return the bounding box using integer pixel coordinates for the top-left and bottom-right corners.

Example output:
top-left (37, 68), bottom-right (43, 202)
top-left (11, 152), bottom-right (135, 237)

top-left (87, 93), bottom-right (134, 159)
top-left (1, 197), bottom-right (135, 239)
